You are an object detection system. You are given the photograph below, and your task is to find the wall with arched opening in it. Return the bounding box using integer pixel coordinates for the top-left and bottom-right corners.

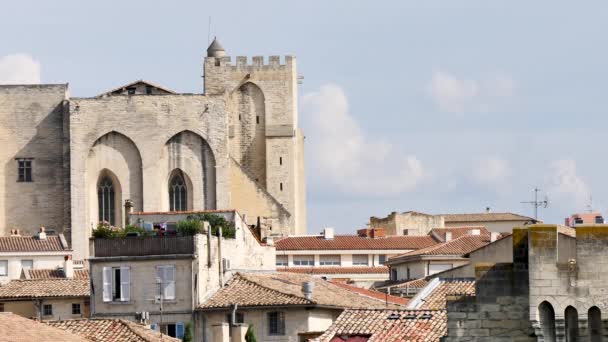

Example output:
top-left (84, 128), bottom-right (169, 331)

top-left (166, 168), bottom-right (194, 212)
top-left (539, 301), bottom-right (556, 342)
top-left (589, 306), bottom-right (603, 342)
top-left (86, 132), bottom-right (143, 229)
top-left (230, 82), bottom-right (266, 187)
top-left (160, 131), bottom-right (216, 211)
top-left (565, 306), bottom-right (579, 342)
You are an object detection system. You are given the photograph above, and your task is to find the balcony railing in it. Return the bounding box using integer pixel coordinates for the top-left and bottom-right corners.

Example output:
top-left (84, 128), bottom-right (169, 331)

top-left (94, 236), bottom-right (195, 257)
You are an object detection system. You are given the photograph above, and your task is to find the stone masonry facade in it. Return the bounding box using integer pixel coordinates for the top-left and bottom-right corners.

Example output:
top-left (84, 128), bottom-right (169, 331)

top-left (0, 40), bottom-right (307, 259)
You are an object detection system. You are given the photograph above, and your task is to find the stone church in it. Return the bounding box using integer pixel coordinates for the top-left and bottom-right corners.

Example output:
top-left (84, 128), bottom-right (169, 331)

top-left (0, 39), bottom-right (307, 259)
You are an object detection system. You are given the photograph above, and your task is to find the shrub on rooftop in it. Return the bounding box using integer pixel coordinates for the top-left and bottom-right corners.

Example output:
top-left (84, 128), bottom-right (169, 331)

top-left (186, 213), bottom-right (236, 238)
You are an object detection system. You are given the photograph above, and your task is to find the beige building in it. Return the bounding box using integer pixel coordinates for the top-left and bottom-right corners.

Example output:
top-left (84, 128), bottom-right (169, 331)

top-left (441, 212), bottom-right (536, 233)
top-left (274, 228), bottom-right (438, 288)
top-left (88, 211), bottom-right (275, 340)
top-left (0, 38), bottom-right (306, 260)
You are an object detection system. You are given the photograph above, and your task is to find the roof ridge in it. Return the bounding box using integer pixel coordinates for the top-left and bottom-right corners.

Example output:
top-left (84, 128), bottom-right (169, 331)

top-left (234, 273), bottom-right (314, 305)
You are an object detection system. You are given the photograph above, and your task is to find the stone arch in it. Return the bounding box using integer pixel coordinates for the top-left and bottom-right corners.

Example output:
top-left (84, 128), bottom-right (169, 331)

top-left (86, 131), bottom-right (143, 229)
top-left (589, 306), bottom-right (603, 342)
top-left (231, 81), bottom-right (267, 187)
top-left (162, 131), bottom-right (216, 211)
top-left (539, 301), bottom-right (556, 342)
top-left (565, 306), bottom-right (579, 342)
top-left (166, 168), bottom-right (193, 212)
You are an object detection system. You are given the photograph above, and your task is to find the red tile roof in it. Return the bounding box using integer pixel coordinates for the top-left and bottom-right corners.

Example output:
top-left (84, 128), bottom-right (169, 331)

top-left (329, 281), bottom-right (409, 306)
top-left (376, 278), bottom-right (430, 291)
top-left (26, 269), bottom-right (89, 280)
top-left (412, 279), bottom-right (476, 310)
top-left (0, 278), bottom-right (89, 299)
top-left (0, 235), bottom-right (67, 252)
top-left (429, 226), bottom-right (489, 241)
top-left (199, 272), bottom-right (403, 310)
top-left (0, 313), bottom-right (86, 341)
top-left (441, 212), bottom-right (534, 223)
top-left (277, 266), bottom-right (389, 275)
top-left (386, 234), bottom-right (494, 264)
top-left (314, 309), bottom-right (447, 342)
top-left (46, 319), bottom-right (181, 342)
top-left (275, 235), bottom-right (437, 251)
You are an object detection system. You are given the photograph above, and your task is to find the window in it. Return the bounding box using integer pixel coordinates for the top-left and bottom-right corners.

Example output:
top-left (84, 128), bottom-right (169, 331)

top-left (156, 265), bottom-right (176, 300)
top-left (169, 173), bottom-right (187, 211)
top-left (0, 303), bottom-right (4, 312)
top-left (319, 255), bottom-right (340, 266)
top-left (17, 159), bottom-right (33, 182)
top-left (280, 183), bottom-right (283, 191)
top-left (402, 229), bottom-right (409, 236)
top-left (267, 311), bottom-right (285, 336)
top-left (102, 266), bottom-right (130, 302)
top-left (279, 157), bottom-right (282, 165)
top-left (159, 323), bottom-right (185, 339)
top-left (352, 255), bottom-right (369, 266)
top-left (145, 86), bottom-right (153, 95)
top-left (127, 87), bottom-right (136, 95)
top-left (0, 261), bottom-right (7, 276)
top-left (43, 304), bottom-right (53, 316)
top-left (378, 255), bottom-right (387, 264)
top-left (72, 303), bottom-right (81, 315)
top-left (293, 255), bottom-right (314, 266)
top-left (256, 116), bottom-right (260, 124)
top-left (21, 260), bottom-right (33, 270)
top-left (98, 176), bottom-right (115, 225)
top-left (391, 268), bottom-right (397, 281)
top-left (276, 255), bottom-right (288, 267)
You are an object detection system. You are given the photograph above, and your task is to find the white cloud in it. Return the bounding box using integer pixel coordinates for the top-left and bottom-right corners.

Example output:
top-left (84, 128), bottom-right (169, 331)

top-left (0, 53), bottom-right (41, 84)
top-left (549, 159), bottom-right (590, 209)
top-left (302, 84), bottom-right (427, 196)
top-left (472, 157), bottom-right (510, 188)
top-left (428, 70), bottom-right (515, 113)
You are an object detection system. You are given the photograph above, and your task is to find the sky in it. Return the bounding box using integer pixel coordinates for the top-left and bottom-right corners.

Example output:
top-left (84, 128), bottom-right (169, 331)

top-left (1, 1), bottom-right (607, 233)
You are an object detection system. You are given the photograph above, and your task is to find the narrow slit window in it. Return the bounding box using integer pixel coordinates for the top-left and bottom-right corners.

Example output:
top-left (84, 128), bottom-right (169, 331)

top-left (280, 183), bottom-right (283, 191)
top-left (256, 116), bottom-right (260, 124)
top-left (279, 157), bottom-right (282, 165)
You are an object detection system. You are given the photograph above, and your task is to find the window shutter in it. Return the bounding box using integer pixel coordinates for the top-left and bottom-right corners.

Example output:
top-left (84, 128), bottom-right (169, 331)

top-left (102, 267), bottom-right (112, 302)
top-left (120, 267), bottom-right (130, 302)
top-left (165, 266), bottom-right (175, 300)
top-left (176, 322), bottom-right (185, 339)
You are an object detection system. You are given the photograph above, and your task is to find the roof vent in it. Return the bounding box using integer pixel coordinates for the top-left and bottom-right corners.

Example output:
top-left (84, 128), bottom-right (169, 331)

top-left (387, 313), bottom-right (401, 320)
top-left (302, 281), bottom-right (315, 300)
top-left (420, 314), bottom-right (433, 319)
top-left (38, 227), bottom-right (47, 240)
top-left (323, 227), bottom-right (334, 240)
top-left (470, 229), bottom-right (481, 236)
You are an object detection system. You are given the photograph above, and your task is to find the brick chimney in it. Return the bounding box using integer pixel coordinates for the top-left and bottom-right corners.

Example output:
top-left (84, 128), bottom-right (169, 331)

top-left (64, 255), bottom-right (74, 279)
top-left (37, 227), bottom-right (46, 240)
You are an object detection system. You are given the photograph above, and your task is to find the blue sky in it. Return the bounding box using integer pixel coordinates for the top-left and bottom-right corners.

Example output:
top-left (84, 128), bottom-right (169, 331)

top-left (1, 1), bottom-right (606, 233)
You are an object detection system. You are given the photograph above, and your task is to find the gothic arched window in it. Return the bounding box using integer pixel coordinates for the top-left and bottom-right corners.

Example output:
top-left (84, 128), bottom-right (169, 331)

top-left (98, 177), bottom-right (115, 225)
top-left (169, 173), bottom-right (187, 211)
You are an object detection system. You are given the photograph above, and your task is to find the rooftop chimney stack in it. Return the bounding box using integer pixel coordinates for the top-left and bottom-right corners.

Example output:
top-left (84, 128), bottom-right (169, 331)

top-left (485, 207), bottom-right (491, 213)
top-left (64, 255), bottom-right (74, 279)
top-left (38, 227), bottom-right (46, 240)
top-left (323, 227), bottom-right (335, 240)
top-left (302, 281), bottom-right (315, 300)
top-left (445, 232), bottom-right (453, 242)
top-left (490, 232), bottom-right (500, 242)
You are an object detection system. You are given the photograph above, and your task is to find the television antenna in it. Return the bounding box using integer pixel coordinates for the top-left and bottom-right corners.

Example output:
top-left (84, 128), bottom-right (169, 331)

top-left (521, 187), bottom-right (549, 221)
top-left (586, 195), bottom-right (593, 213)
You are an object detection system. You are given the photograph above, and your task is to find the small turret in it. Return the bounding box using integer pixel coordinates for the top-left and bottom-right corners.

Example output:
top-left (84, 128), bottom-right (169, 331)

top-left (207, 37), bottom-right (226, 57)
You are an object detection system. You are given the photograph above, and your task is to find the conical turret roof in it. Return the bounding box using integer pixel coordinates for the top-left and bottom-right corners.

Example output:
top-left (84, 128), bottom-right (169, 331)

top-left (207, 37), bottom-right (226, 57)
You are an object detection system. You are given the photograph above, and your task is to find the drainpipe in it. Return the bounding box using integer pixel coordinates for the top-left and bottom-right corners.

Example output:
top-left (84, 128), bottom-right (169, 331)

top-left (230, 303), bottom-right (238, 326)
top-left (206, 223), bottom-right (212, 268)
top-left (218, 226), bottom-right (223, 287)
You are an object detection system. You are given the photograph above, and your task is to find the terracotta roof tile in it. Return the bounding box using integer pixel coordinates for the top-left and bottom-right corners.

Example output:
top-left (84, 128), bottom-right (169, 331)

top-left (0, 278), bottom-right (89, 299)
top-left (0, 313), bottom-right (87, 341)
top-left (329, 281), bottom-right (409, 306)
top-left (376, 278), bottom-right (430, 291)
top-left (429, 226), bottom-right (489, 241)
top-left (313, 309), bottom-right (447, 342)
top-left (441, 212), bottom-right (534, 223)
top-left (0, 235), bottom-right (67, 252)
top-left (277, 266), bottom-right (388, 275)
top-left (46, 319), bottom-right (181, 342)
top-left (387, 235), bottom-right (494, 264)
top-left (199, 272), bottom-right (403, 310)
top-left (415, 279), bottom-right (476, 310)
top-left (275, 235), bottom-right (437, 251)
top-left (26, 269), bottom-right (89, 280)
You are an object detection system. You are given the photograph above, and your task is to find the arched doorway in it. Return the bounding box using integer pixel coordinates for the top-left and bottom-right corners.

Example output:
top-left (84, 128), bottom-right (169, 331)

top-left (589, 306), bottom-right (603, 342)
top-left (565, 306), bottom-right (579, 342)
top-left (539, 301), bottom-right (556, 342)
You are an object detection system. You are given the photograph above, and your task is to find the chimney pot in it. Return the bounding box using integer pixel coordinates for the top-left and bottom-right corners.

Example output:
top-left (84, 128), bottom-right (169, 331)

top-left (445, 232), bottom-right (453, 241)
top-left (38, 227), bottom-right (47, 240)
top-left (323, 227), bottom-right (334, 240)
top-left (302, 281), bottom-right (315, 300)
top-left (64, 255), bottom-right (74, 279)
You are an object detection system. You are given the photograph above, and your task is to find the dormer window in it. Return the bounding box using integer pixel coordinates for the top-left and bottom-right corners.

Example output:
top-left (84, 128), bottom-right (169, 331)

top-left (127, 87), bottom-right (136, 95)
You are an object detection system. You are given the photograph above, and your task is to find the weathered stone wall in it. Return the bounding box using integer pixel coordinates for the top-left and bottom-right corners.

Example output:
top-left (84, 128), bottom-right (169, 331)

top-left (370, 212), bottom-right (444, 236)
top-left (0, 85), bottom-right (69, 236)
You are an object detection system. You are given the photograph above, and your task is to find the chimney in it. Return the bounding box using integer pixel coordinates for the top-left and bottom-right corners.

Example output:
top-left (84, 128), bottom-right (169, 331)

top-left (38, 227), bottom-right (47, 240)
top-left (490, 232), bottom-right (500, 242)
top-left (445, 232), bottom-right (453, 242)
top-left (10, 229), bottom-right (20, 237)
top-left (323, 227), bottom-right (334, 240)
top-left (485, 207), bottom-right (491, 213)
top-left (211, 323), bottom-right (229, 342)
top-left (302, 281), bottom-right (315, 300)
top-left (471, 229), bottom-right (481, 236)
top-left (64, 255), bottom-right (74, 279)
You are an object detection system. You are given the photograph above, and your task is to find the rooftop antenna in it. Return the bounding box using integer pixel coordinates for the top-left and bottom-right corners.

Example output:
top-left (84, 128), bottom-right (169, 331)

top-left (521, 187), bottom-right (549, 221)
top-left (586, 195), bottom-right (593, 213)
top-left (207, 16), bottom-right (212, 46)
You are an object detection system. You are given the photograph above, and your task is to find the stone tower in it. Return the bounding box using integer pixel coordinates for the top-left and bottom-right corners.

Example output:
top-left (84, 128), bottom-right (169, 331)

top-left (204, 38), bottom-right (307, 235)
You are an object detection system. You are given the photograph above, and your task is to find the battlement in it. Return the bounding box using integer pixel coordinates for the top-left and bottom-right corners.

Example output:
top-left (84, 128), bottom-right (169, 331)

top-left (205, 55), bottom-right (295, 72)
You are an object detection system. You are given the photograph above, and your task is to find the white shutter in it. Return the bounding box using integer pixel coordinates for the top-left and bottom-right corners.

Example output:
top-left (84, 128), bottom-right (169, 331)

top-left (165, 266), bottom-right (175, 300)
top-left (120, 267), bottom-right (130, 302)
top-left (102, 267), bottom-right (112, 302)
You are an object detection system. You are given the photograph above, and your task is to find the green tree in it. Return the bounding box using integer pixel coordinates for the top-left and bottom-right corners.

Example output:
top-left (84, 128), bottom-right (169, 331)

top-left (176, 219), bottom-right (203, 236)
top-left (182, 321), bottom-right (193, 342)
top-left (245, 325), bottom-right (257, 342)
top-left (186, 213), bottom-right (236, 238)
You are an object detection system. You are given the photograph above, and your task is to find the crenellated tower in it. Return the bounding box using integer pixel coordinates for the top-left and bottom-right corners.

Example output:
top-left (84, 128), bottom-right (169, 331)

top-left (204, 38), bottom-right (307, 235)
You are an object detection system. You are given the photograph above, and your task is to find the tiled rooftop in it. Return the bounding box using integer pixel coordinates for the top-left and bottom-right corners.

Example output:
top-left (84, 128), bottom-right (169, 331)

top-left (46, 319), bottom-right (181, 342)
top-left (376, 277), bottom-right (430, 291)
top-left (387, 234), bottom-right (495, 263)
top-left (441, 212), bottom-right (534, 223)
top-left (25, 268), bottom-right (89, 280)
top-left (313, 309), bottom-right (447, 342)
top-left (329, 281), bottom-right (409, 306)
top-left (412, 279), bottom-right (476, 310)
top-left (199, 272), bottom-right (403, 310)
top-left (429, 226), bottom-right (489, 242)
top-left (0, 312), bottom-right (86, 341)
top-left (277, 266), bottom-right (388, 275)
top-left (275, 235), bottom-right (437, 251)
top-left (0, 235), bottom-right (68, 252)
top-left (0, 278), bottom-right (89, 299)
